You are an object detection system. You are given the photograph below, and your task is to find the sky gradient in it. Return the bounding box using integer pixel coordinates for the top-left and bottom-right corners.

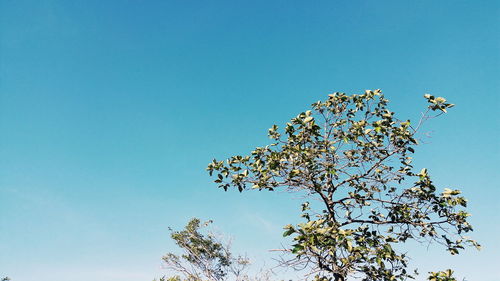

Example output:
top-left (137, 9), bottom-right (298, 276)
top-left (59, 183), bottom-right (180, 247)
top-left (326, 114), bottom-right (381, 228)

top-left (1, 1), bottom-right (499, 280)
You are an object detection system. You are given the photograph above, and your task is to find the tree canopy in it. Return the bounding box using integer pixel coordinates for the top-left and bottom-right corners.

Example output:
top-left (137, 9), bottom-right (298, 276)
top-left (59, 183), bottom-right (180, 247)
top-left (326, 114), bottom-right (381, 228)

top-left (207, 90), bottom-right (479, 281)
top-left (160, 218), bottom-right (262, 281)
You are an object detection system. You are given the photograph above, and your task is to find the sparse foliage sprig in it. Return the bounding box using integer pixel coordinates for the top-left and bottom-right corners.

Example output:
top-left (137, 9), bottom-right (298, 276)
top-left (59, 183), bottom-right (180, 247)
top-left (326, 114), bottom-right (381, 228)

top-left (427, 269), bottom-right (457, 281)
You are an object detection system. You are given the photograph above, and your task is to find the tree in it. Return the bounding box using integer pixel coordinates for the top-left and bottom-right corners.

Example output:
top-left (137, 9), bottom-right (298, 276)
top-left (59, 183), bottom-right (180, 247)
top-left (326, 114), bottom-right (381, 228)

top-left (207, 90), bottom-right (479, 281)
top-left (160, 218), bottom-right (260, 281)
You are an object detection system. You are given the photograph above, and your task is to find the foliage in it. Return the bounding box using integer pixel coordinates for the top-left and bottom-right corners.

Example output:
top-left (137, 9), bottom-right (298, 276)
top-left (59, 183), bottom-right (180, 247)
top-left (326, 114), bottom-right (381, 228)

top-left (161, 218), bottom-right (252, 281)
top-left (207, 90), bottom-right (479, 281)
top-left (427, 269), bottom-right (457, 281)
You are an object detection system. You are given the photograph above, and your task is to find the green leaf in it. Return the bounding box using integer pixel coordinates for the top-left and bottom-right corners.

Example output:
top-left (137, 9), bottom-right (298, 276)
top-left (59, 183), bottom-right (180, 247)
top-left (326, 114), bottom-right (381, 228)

top-left (283, 227), bottom-right (295, 237)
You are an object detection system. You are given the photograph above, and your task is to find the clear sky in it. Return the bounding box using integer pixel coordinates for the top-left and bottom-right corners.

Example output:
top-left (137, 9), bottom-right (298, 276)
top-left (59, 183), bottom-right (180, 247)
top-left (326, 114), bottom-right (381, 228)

top-left (0, 1), bottom-right (498, 280)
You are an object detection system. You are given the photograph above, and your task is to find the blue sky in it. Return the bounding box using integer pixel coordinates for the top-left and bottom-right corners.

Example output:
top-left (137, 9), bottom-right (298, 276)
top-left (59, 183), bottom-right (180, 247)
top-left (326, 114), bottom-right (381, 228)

top-left (0, 1), bottom-right (498, 280)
